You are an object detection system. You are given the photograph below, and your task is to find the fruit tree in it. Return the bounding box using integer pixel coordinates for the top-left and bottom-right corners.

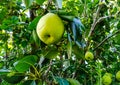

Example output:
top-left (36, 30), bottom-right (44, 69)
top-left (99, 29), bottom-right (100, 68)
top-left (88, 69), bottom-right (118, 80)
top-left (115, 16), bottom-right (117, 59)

top-left (0, 0), bottom-right (120, 85)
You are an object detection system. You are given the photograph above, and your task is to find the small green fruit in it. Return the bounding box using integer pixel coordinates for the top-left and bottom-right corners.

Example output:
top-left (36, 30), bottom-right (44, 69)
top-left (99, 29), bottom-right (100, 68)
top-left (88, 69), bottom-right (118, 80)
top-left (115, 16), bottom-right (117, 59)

top-left (102, 73), bottom-right (112, 85)
top-left (85, 51), bottom-right (94, 60)
top-left (116, 71), bottom-right (120, 81)
top-left (36, 13), bottom-right (64, 44)
top-left (104, 73), bottom-right (112, 78)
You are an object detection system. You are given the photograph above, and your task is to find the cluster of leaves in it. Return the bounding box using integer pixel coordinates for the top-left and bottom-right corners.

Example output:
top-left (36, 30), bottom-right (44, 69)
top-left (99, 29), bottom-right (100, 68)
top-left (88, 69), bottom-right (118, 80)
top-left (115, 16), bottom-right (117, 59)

top-left (0, 0), bottom-right (120, 85)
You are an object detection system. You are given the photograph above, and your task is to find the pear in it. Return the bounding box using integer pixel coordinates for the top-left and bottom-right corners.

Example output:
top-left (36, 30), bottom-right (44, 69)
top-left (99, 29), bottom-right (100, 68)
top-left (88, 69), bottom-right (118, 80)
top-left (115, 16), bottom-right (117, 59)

top-left (85, 51), bottom-right (94, 60)
top-left (116, 71), bottom-right (120, 81)
top-left (102, 73), bottom-right (112, 85)
top-left (36, 13), bottom-right (64, 44)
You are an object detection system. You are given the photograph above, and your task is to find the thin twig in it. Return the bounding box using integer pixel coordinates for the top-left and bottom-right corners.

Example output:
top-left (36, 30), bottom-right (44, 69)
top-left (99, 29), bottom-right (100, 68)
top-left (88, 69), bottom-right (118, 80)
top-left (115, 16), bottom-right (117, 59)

top-left (44, 60), bottom-right (52, 77)
top-left (93, 30), bottom-right (120, 51)
top-left (95, 15), bottom-right (113, 27)
top-left (87, 0), bottom-right (104, 47)
top-left (88, 4), bottom-right (102, 38)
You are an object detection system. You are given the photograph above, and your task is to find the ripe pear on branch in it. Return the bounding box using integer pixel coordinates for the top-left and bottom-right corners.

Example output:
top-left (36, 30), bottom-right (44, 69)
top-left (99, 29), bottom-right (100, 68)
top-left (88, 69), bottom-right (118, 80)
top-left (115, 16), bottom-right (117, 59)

top-left (36, 13), bottom-right (64, 44)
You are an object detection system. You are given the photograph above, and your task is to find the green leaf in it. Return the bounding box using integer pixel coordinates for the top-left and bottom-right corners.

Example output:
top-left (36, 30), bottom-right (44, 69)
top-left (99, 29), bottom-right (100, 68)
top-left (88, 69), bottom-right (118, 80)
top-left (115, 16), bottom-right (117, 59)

top-left (55, 77), bottom-right (69, 85)
top-left (13, 55), bottom-right (38, 72)
top-left (117, 21), bottom-right (120, 29)
top-left (67, 78), bottom-right (81, 85)
top-left (43, 48), bottom-right (59, 59)
top-left (36, 0), bottom-right (45, 5)
top-left (29, 16), bottom-right (41, 30)
top-left (1, 72), bottom-right (25, 84)
top-left (1, 75), bottom-right (24, 84)
top-left (71, 22), bottom-right (77, 41)
top-left (67, 42), bottom-right (72, 59)
top-left (73, 18), bottom-right (85, 33)
top-left (0, 61), bottom-right (4, 68)
top-left (114, 34), bottom-right (120, 44)
top-left (23, 0), bottom-right (34, 7)
top-left (55, 0), bottom-right (62, 9)
top-left (21, 80), bottom-right (37, 85)
top-left (72, 45), bottom-right (84, 59)
top-left (59, 15), bottom-right (74, 21)
top-left (0, 69), bottom-right (10, 75)
top-left (32, 29), bottom-right (41, 46)
top-left (70, 18), bottom-right (85, 48)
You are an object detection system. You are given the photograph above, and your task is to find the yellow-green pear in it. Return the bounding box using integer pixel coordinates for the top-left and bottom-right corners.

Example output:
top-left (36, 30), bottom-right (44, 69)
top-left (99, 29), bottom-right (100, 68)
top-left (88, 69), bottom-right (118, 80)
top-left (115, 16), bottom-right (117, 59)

top-left (102, 73), bottom-right (112, 85)
top-left (85, 51), bottom-right (94, 60)
top-left (36, 13), bottom-right (64, 44)
top-left (116, 71), bottom-right (120, 81)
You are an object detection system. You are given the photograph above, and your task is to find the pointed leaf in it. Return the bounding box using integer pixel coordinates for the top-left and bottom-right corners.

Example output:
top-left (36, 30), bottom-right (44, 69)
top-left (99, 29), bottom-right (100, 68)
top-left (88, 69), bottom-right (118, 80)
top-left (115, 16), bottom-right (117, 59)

top-left (67, 32), bottom-right (72, 42)
top-left (59, 15), bottom-right (74, 21)
top-left (36, 0), bottom-right (45, 5)
top-left (55, 77), bottom-right (69, 85)
top-left (73, 18), bottom-right (85, 31)
top-left (1, 75), bottom-right (24, 84)
top-left (0, 69), bottom-right (10, 75)
top-left (55, 0), bottom-right (62, 9)
top-left (114, 34), bottom-right (120, 44)
top-left (29, 16), bottom-right (41, 30)
top-left (44, 49), bottom-right (59, 59)
top-left (67, 42), bottom-right (72, 59)
top-left (23, 0), bottom-right (34, 7)
top-left (117, 21), bottom-right (120, 29)
top-left (72, 45), bottom-right (84, 59)
top-left (13, 55), bottom-right (38, 72)
top-left (67, 78), bottom-right (81, 85)
top-left (32, 29), bottom-right (41, 46)
top-left (22, 80), bottom-right (36, 85)
top-left (71, 22), bottom-right (77, 41)
top-left (0, 61), bottom-right (4, 68)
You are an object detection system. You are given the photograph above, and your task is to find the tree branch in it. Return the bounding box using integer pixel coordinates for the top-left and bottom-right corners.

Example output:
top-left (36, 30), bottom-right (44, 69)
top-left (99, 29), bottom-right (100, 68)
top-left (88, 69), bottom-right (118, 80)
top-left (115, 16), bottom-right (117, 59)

top-left (88, 4), bottom-right (102, 38)
top-left (87, 0), bottom-right (105, 47)
top-left (93, 30), bottom-right (120, 51)
top-left (95, 15), bottom-right (113, 27)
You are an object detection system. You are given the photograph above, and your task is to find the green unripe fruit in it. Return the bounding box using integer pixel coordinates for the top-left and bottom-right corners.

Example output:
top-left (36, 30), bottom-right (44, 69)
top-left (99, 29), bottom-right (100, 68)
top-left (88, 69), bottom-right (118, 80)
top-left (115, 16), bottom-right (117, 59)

top-left (116, 71), bottom-right (120, 81)
top-left (102, 73), bottom-right (112, 85)
top-left (85, 51), bottom-right (94, 60)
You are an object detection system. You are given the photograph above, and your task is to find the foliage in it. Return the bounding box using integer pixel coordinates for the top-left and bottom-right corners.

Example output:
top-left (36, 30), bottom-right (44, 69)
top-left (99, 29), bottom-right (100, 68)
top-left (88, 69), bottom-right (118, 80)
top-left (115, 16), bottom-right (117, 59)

top-left (0, 0), bottom-right (120, 85)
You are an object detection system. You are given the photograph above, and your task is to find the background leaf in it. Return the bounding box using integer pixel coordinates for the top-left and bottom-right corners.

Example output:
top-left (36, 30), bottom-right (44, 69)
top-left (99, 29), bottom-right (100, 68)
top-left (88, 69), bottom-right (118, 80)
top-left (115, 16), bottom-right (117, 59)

top-left (23, 0), bottom-right (34, 7)
top-left (55, 0), bottom-right (63, 9)
top-left (0, 69), bottom-right (10, 75)
top-left (29, 16), bottom-right (41, 30)
top-left (55, 77), bottom-right (69, 85)
top-left (43, 48), bottom-right (59, 59)
top-left (36, 0), bottom-right (45, 5)
top-left (13, 55), bottom-right (38, 72)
